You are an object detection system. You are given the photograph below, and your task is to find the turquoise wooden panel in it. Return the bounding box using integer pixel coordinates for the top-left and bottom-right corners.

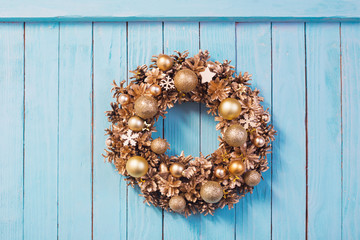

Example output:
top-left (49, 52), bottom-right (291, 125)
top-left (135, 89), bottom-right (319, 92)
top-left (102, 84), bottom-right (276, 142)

top-left (341, 22), bottom-right (360, 240)
top-left (163, 22), bottom-right (201, 240)
top-left (272, 23), bottom-right (306, 239)
top-left (93, 22), bottom-right (127, 240)
top-left (306, 23), bottom-right (342, 240)
top-left (199, 22), bottom-right (236, 240)
top-left (58, 22), bottom-right (92, 240)
top-left (0, 23), bottom-right (24, 240)
top-left (1, 0), bottom-right (360, 21)
top-left (24, 23), bottom-right (59, 240)
top-left (127, 22), bottom-right (163, 240)
top-left (235, 22), bottom-right (272, 240)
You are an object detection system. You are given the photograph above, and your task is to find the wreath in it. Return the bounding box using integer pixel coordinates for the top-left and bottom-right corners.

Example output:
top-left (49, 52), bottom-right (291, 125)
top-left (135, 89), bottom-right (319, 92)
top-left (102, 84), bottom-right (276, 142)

top-left (104, 50), bottom-right (276, 216)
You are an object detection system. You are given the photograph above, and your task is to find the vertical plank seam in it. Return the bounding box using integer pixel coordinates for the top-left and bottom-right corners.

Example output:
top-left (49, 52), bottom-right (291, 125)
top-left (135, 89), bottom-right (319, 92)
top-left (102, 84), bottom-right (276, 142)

top-left (57, 22), bottom-right (61, 240)
top-left (234, 21), bottom-right (237, 240)
top-left (125, 21), bottom-right (129, 240)
top-left (304, 22), bottom-right (309, 240)
top-left (91, 21), bottom-right (95, 240)
top-left (22, 22), bottom-right (26, 240)
top-left (161, 21), bottom-right (165, 240)
top-left (270, 22), bottom-right (273, 240)
top-left (198, 21), bottom-right (202, 240)
top-left (339, 22), bottom-right (343, 240)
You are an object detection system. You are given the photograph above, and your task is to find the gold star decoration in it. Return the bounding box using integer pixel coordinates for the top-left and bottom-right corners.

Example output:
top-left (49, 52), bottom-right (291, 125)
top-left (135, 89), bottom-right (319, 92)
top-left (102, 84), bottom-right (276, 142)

top-left (200, 67), bottom-right (216, 84)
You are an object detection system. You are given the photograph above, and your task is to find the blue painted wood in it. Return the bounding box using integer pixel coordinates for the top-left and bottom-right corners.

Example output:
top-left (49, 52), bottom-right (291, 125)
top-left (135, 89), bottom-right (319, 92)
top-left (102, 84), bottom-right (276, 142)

top-left (199, 22), bottom-right (236, 240)
top-left (0, 0), bottom-right (360, 21)
top-left (58, 22), bottom-right (92, 240)
top-left (341, 22), bottom-right (360, 240)
top-left (24, 23), bottom-right (59, 240)
top-left (127, 22), bottom-right (163, 240)
top-left (235, 22), bottom-right (272, 240)
top-left (93, 22), bottom-right (127, 240)
top-left (163, 22), bottom-right (201, 240)
top-left (271, 23), bottom-right (306, 239)
top-left (0, 23), bottom-right (24, 240)
top-left (306, 23), bottom-right (342, 240)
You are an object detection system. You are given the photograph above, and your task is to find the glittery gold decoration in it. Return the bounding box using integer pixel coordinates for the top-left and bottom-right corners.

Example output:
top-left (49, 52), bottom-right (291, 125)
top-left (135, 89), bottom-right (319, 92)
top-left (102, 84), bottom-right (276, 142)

top-left (170, 163), bottom-right (185, 178)
top-left (128, 116), bottom-right (144, 132)
top-left (169, 195), bottom-right (186, 213)
top-left (118, 94), bottom-right (130, 105)
top-left (252, 135), bottom-right (265, 148)
top-left (200, 181), bottom-right (223, 203)
top-left (157, 54), bottom-right (174, 71)
top-left (126, 156), bottom-right (149, 178)
top-left (134, 95), bottom-right (158, 119)
top-left (151, 138), bottom-right (168, 154)
top-left (244, 170), bottom-right (261, 186)
top-left (224, 124), bottom-right (247, 147)
top-left (173, 69), bottom-right (198, 93)
top-left (214, 166), bottom-right (226, 179)
top-left (218, 98), bottom-right (242, 120)
top-left (229, 160), bottom-right (245, 176)
top-left (149, 84), bottom-right (162, 96)
top-left (159, 163), bottom-right (169, 173)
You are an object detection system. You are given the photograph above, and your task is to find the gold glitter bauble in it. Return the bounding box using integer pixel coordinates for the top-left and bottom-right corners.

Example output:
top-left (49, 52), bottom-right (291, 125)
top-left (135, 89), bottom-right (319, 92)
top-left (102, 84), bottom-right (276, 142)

top-left (214, 166), bottom-right (226, 179)
top-left (128, 116), bottom-right (144, 132)
top-left (252, 135), bottom-right (265, 148)
top-left (126, 156), bottom-right (149, 178)
top-left (173, 69), bottom-right (198, 93)
top-left (224, 124), bottom-right (248, 147)
top-left (118, 94), bottom-right (130, 105)
top-left (149, 84), bottom-right (162, 96)
top-left (218, 98), bottom-right (242, 120)
top-left (228, 160), bottom-right (246, 176)
top-left (200, 181), bottom-right (223, 204)
top-left (159, 163), bottom-right (169, 173)
top-left (151, 138), bottom-right (168, 154)
top-left (157, 54), bottom-right (174, 71)
top-left (134, 96), bottom-right (158, 119)
top-left (169, 195), bottom-right (186, 213)
top-left (244, 170), bottom-right (261, 186)
top-left (169, 163), bottom-right (185, 178)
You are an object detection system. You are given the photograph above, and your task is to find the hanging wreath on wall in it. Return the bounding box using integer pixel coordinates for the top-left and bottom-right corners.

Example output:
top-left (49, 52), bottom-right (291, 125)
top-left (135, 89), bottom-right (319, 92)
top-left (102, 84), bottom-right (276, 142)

top-left (104, 50), bottom-right (276, 216)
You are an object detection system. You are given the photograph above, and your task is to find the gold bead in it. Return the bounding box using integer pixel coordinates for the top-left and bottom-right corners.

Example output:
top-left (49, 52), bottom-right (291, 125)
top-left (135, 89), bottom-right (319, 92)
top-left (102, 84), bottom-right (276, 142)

top-left (262, 113), bottom-right (271, 123)
top-left (105, 138), bottom-right (113, 147)
top-left (218, 98), bottom-right (242, 120)
top-left (151, 138), bottom-right (168, 154)
top-left (200, 181), bottom-right (223, 204)
top-left (126, 156), bottom-right (149, 178)
top-left (252, 135), bottom-right (265, 148)
top-left (149, 84), bottom-right (162, 96)
top-left (224, 124), bottom-right (248, 147)
top-left (134, 95), bottom-right (158, 119)
top-left (244, 170), bottom-right (261, 186)
top-left (128, 116), bottom-right (144, 132)
top-left (159, 163), bottom-right (169, 173)
top-left (169, 163), bottom-right (185, 178)
top-left (169, 195), bottom-right (186, 213)
top-left (228, 160), bottom-right (246, 176)
top-left (118, 94), bottom-right (130, 105)
top-left (174, 69), bottom-right (198, 93)
top-left (214, 166), bottom-right (227, 179)
top-left (157, 54), bottom-right (174, 71)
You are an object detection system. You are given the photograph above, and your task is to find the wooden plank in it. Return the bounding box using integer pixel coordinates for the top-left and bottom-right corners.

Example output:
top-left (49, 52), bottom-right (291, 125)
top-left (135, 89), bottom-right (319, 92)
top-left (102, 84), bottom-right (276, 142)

top-left (163, 22), bottom-right (201, 240)
top-left (306, 23), bottom-right (341, 240)
top-left (93, 22), bottom-right (127, 240)
top-left (200, 21), bottom-right (236, 240)
top-left (235, 22), bottom-right (272, 240)
top-left (24, 23), bottom-right (59, 240)
top-left (0, 23), bottom-right (24, 240)
top-left (0, 0), bottom-right (360, 21)
top-left (341, 22), bottom-right (360, 240)
top-left (127, 22), bottom-right (163, 240)
top-left (271, 23), bottom-right (306, 239)
top-left (58, 22), bottom-right (92, 240)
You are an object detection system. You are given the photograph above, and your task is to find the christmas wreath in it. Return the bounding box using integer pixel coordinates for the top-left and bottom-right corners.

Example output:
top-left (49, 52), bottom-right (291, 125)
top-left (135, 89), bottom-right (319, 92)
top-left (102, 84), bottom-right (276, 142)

top-left (104, 50), bottom-right (276, 216)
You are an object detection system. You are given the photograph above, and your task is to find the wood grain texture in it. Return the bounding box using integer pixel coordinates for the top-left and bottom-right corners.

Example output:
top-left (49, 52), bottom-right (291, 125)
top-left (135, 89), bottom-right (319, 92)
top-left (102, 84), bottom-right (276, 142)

top-left (24, 23), bottom-right (59, 240)
top-left (93, 22), bottom-right (127, 240)
top-left (306, 23), bottom-right (341, 240)
top-left (163, 22), bottom-right (201, 240)
top-left (0, 0), bottom-right (360, 21)
top-left (58, 22), bottom-right (92, 240)
top-left (235, 22), bottom-right (272, 240)
top-left (199, 22), bottom-right (236, 240)
top-left (271, 23), bottom-right (306, 239)
top-left (127, 22), bottom-right (163, 240)
top-left (0, 23), bottom-right (24, 240)
top-left (341, 22), bottom-right (360, 240)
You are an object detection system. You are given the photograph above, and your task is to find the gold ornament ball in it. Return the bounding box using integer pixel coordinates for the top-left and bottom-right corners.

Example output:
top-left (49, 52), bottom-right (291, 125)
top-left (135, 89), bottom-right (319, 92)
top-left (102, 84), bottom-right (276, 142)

top-left (128, 116), bottom-right (144, 132)
top-left (149, 84), bottom-right (162, 96)
top-left (252, 135), bottom-right (265, 148)
top-left (169, 163), bottom-right (185, 178)
top-left (244, 170), bottom-right (261, 187)
top-left (105, 138), bottom-right (113, 147)
top-left (262, 113), bottom-right (271, 123)
top-left (214, 166), bottom-right (227, 179)
top-left (218, 98), bottom-right (242, 120)
top-left (229, 160), bottom-right (246, 176)
top-left (157, 54), bottom-right (174, 71)
top-left (169, 195), bottom-right (186, 213)
top-left (200, 181), bottom-right (224, 204)
top-left (134, 95), bottom-right (158, 119)
top-left (126, 156), bottom-right (149, 178)
top-left (173, 69), bottom-right (198, 93)
top-left (118, 94), bottom-right (130, 105)
top-left (159, 163), bottom-right (169, 173)
top-left (151, 138), bottom-right (168, 154)
top-left (224, 124), bottom-right (248, 147)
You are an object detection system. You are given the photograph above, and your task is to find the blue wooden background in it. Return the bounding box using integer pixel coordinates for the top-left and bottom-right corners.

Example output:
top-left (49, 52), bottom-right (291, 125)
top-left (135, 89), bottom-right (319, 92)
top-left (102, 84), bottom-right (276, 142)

top-left (0, 21), bottom-right (359, 240)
